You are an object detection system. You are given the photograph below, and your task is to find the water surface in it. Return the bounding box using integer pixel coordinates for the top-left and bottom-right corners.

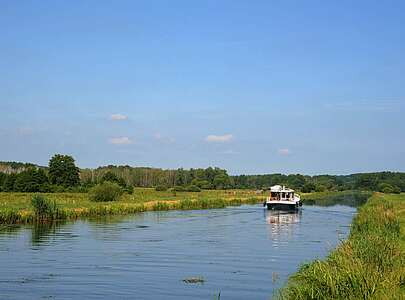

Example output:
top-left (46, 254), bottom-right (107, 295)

top-left (0, 204), bottom-right (356, 299)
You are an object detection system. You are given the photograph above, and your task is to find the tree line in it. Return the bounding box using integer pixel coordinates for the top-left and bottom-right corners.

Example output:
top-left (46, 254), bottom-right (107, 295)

top-left (0, 154), bottom-right (404, 193)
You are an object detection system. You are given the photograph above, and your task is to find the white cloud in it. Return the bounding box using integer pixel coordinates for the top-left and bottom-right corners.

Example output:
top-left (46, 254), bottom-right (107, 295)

top-left (205, 134), bottom-right (233, 143)
top-left (110, 113), bottom-right (128, 121)
top-left (109, 137), bottom-right (132, 145)
top-left (278, 148), bottom-right (290, 156)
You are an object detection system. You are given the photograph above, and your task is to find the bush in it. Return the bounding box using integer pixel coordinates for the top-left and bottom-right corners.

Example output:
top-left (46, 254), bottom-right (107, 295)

top-left (172, 186), bottom-right (185, 192)
top-left (124, 185), bottom-right (134, 194)
top-left (315, 184), bottom-right (326, 192)
top-left (88, 181), bottom-right (124, 202)
top-left (31, 194), bottom-right (61, 220)
top-left (378, 183), bottom-right (400, 194)
top-left (155, 185), bottom-right (168, 192)
top-left (186, 185), bottom-right (201, 192)
top-left (301, 183), bottom-right (315, 193)
top-left (191, 179), bottom-right (211, 189)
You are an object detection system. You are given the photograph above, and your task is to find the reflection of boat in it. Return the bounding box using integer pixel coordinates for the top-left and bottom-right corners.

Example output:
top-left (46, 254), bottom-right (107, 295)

top-left (263, 185), bottom-right (302, 210)
top-left (266, 210), bottom-right (301, 225)
top-left (265, 210), bottom-right (302, 240)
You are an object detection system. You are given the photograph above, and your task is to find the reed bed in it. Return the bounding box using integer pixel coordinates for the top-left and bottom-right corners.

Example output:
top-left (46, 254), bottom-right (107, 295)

top-left (0, 189), bottom-right (264, 224)
top-left (278, 193), bottom-right (405, 300)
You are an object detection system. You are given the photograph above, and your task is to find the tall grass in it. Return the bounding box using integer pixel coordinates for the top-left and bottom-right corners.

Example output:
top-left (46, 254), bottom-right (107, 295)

top-left (278, 193), bottom-right (405, 299)
top-left (31, 194), bottom-right (65, 221)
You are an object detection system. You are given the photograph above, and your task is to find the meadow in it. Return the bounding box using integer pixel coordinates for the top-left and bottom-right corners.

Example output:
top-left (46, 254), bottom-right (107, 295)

top-left (0, 188), bottom-right (263, 224)
top-left (279, 192), bottom-right (405, 299)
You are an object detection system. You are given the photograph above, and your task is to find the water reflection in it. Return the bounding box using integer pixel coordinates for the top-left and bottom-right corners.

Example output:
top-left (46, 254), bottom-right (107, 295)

top-left (31, 222), bottom-right (66, 246)
top-left (303, 191), bottom-right (370, 207)
top-left (265, 210), bottom-right (302, 241)
top-left (0, 224), bottom-right (22, 236)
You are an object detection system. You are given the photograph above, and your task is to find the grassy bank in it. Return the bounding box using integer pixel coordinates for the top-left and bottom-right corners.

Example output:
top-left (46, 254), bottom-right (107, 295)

top-left (279, 193), bottom-right (405, 299)
top-left (0, 188), bottom-right (263, 224)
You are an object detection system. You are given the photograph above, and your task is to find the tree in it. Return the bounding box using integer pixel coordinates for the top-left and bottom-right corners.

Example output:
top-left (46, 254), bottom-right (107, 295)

top-left (2, 174), bottom-right (17, 192)
top-left (378, 182), bottom-right (401, 194)
top-left (213, 174), bottom-right (230, 189)
top-left (48, 154), bottom-right (80, 187)
top-left (301, 182), bottom-right (316, 193)
top-left (101, 171), bottom-right (119, 183)
top-left (14, 168), bottom-right (48, 192)
top-left (0, 172), bottom-right (7, 191)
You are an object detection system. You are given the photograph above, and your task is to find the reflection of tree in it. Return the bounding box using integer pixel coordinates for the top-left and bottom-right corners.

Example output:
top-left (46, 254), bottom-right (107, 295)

top-left (31, 221), bottom-right (65, 246)
top-left (303, 192), bottom-right (369, 207)
top-left (0, 224), bottom-right (22, 236)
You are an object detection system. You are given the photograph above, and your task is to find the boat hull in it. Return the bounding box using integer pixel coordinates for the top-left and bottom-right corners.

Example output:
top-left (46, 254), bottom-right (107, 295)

top-left (265, 202), bottom-right (301, 211)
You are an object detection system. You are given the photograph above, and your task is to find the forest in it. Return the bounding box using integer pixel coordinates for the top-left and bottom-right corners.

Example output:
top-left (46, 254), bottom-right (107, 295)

top-left (0, 154), bottom-right (404, 194)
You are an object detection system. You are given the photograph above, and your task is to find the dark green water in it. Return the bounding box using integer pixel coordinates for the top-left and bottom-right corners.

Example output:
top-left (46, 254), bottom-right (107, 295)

top-left (0, 204), bottom-right (356, 299)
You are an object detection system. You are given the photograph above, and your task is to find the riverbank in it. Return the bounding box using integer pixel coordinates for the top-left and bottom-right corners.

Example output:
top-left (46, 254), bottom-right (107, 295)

top-left (279, 192), bottom-right (405, 299)
top-left (0, 189), bottom-right (263, 224)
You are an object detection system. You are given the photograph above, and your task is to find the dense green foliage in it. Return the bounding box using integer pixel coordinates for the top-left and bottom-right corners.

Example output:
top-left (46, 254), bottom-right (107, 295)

top-left (81, 165), bottom-right (232, 190)
top-left (155, 185), bottom-right (168, 191)
top-left (279, 193), bottom-right (405, 300)
top-left (88, 182), bottom-right (124, 202)
top-left (233, 172), bottom-right (405, 192)
top-left (48, 154), bottom-right (80, 187)
top-left (14, 169), bottom-right (49, 192)
top-left (0, 155), bottom-right (84, 192)
top-left (1, 157), bottom-right (405, 193)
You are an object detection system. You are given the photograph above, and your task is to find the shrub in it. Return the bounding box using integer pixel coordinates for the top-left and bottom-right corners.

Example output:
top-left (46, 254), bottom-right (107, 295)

top-left (378, 183), bottom-right (400, 194)
top-left (153, 201), bottom-right (170, 211)
top-left (31, 194), bottom-right (62, 220)
top-left (301, 183), bottom-right (315, 193)
top-left (186, 185), bottom-right (201, 192)
top-left (88, 181), bottom-right (124, 202)
top-left (172, 185), bottom-right (185, 192)
top-left (124, 185), bottom-right (134, 194)
top-left (155, 185), bottom-right (168, 191)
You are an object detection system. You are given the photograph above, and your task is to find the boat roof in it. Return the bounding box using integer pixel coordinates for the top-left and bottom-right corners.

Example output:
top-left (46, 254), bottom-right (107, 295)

top-left (269, 185), bottom-right (295, 193)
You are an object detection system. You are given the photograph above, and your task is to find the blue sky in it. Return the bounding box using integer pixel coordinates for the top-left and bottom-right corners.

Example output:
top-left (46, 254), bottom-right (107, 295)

top-left (1, 0), bottom-right (404, 175)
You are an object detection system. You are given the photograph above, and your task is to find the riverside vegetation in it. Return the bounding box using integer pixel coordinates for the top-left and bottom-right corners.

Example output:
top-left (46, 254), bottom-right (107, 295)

top-left (0, 188), bottom-right (262, 224)
top-left (279, 192), bottom-right (405, 300)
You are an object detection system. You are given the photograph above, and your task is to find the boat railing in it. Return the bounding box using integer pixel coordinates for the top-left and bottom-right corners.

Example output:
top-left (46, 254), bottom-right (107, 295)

top-left (267, 196), bottom-right (295, 202)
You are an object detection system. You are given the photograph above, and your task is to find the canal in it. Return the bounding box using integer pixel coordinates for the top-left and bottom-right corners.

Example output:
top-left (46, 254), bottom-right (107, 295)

top-left (0, 204), bottom-right (356, 299)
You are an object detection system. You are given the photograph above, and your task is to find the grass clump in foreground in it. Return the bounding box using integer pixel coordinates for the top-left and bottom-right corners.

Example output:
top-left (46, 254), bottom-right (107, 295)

top-left (31, 194), bottom-right (65, 221)
top-left (279, 193), bottom-right (405, 300)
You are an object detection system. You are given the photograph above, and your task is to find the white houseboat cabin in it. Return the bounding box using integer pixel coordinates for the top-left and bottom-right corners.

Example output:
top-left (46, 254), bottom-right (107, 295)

top-left (264, 185), bottom-right (302, 210)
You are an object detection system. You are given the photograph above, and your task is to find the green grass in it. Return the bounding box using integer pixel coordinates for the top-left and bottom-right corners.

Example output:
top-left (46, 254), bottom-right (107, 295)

top-left (0, 188), bottom-right (264, 224)
top-left (278, 193), bottom-right (405, 300)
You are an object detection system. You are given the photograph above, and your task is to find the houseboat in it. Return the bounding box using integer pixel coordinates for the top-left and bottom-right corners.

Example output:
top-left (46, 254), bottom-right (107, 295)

top-left (264, 185), bottom-right (302, 210)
